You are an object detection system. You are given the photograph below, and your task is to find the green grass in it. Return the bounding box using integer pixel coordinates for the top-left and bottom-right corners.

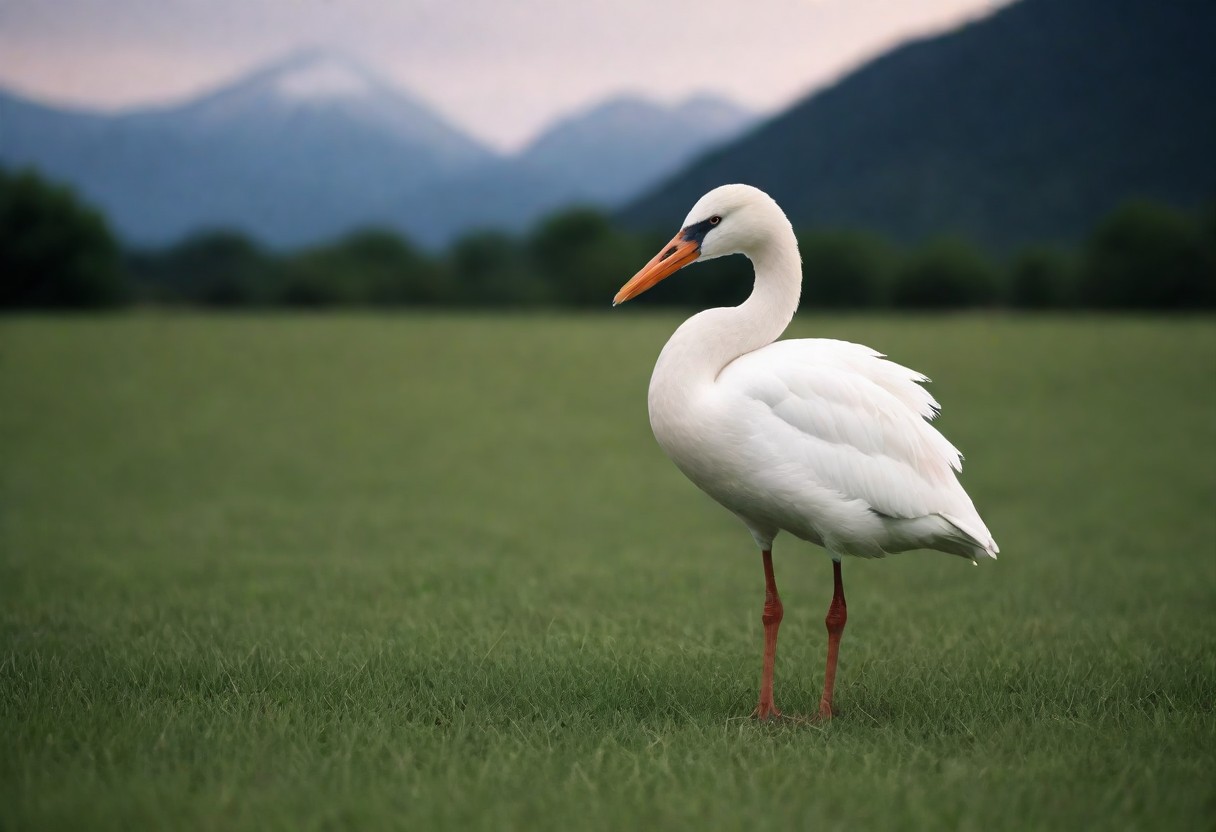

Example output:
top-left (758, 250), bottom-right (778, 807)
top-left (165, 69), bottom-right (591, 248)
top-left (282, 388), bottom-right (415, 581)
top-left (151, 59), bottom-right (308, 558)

top-left (2, 313), bottom-right (1214, 831)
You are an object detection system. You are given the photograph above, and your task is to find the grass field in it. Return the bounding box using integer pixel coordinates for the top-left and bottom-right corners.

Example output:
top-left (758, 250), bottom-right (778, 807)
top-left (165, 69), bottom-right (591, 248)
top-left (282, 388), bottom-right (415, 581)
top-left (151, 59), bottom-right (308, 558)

top-left (2, 313), bottom-right (1214, 831)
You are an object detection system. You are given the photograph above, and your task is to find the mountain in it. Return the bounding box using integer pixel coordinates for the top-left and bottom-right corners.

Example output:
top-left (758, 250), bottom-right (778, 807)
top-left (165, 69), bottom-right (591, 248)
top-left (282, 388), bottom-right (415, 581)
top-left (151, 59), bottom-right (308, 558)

top-left (169, 48), bottom-right (488, 165)
top-left (0, 50), bottom-right (495, 248)
top-left (622, 0), bottom-right (1216, 251)
top-left (516, 95), bottom-right (753, 205)
top-left (393, 95), bottom-right (755, 243)
top-left (395, 159), bottom-right (569, 242)
top-left (0, 54), bottom-right (754, 248)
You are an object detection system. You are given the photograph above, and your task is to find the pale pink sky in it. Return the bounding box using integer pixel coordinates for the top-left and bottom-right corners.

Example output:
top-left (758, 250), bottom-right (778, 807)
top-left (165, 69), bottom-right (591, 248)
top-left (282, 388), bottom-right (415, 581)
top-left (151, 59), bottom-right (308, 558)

top-left (0, 0), bottom-right (1012, 150)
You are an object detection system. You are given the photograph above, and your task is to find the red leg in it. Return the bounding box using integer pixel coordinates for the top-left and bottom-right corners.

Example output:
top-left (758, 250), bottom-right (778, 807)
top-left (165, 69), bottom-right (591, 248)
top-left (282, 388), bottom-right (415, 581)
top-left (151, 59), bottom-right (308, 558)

top-left (818, 559), bottom-right (848, 720)
top-left (752, 549), bottom-right (783, 720)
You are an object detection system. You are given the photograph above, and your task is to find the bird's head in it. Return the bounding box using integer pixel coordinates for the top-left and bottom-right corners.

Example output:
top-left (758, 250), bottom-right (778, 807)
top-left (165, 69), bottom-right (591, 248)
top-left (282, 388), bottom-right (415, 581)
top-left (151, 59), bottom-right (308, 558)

top-left (613, 184), bottom-right (789, 306)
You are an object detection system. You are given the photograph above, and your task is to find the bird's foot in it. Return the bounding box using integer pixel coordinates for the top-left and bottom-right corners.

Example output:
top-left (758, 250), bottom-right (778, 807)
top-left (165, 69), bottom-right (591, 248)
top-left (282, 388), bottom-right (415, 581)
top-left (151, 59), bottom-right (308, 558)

top-left (815, 700), bottom-right (835, 722)
top-left (751, 700), bottom-right (782, 721)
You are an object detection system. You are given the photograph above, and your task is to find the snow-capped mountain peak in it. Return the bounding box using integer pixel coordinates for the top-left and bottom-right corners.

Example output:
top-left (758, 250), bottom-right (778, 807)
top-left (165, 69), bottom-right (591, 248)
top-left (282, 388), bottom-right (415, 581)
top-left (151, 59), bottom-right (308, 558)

top-left (270, 53), bottom-right (378, 102)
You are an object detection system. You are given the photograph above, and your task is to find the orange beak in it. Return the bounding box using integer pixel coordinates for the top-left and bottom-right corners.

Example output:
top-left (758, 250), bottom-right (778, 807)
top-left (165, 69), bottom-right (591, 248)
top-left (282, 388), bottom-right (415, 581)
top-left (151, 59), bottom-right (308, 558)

top-left (613, 232), bottom-right (700, 306)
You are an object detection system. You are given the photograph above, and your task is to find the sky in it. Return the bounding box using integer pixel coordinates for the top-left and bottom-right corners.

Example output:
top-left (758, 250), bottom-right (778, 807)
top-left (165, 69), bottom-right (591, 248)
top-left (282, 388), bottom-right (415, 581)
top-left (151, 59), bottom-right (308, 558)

top-left (0, 0), bottom-right (1011, 151)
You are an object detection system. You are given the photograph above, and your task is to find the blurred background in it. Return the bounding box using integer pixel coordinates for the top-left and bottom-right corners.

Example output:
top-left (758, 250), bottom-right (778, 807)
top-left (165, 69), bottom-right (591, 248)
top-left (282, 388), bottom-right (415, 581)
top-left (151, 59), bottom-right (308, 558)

top-left (2, 0), bottom-right (1213, 310)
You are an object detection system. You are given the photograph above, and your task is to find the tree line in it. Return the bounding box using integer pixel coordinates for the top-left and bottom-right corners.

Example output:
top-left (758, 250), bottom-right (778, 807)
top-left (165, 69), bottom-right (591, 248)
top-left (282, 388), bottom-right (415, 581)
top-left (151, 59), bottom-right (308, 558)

top-left (3, 166), bottom-right (1214, 311)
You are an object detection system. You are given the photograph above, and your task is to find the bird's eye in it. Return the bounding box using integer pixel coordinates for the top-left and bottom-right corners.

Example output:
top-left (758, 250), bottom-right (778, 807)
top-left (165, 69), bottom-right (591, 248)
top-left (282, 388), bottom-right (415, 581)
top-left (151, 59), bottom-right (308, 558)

top-left (710, 216), bottom-right (721, 225)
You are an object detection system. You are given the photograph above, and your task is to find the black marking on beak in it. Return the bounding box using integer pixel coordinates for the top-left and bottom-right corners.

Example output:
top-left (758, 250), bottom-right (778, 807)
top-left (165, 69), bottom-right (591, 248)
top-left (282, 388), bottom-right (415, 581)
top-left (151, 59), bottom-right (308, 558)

top-left (659, 245), bottom-right (678, 262)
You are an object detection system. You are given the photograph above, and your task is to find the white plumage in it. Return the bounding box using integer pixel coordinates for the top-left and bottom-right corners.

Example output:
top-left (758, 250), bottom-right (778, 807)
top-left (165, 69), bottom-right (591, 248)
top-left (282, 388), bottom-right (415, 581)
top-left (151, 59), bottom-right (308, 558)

top-left (613, 183), bottom-right (998, 720)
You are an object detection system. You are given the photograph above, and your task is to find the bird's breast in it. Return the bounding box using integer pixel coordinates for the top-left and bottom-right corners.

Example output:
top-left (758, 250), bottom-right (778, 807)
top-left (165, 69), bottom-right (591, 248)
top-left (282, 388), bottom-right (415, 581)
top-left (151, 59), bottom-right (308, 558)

top-left (648, 367), bottom-right (717, 476)
top-left (647, 378), bottom-right (752, 505)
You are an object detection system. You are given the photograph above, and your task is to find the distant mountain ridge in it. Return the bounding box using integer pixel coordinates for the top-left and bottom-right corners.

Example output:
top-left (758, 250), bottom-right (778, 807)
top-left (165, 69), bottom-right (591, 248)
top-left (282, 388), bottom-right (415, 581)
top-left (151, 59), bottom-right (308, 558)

top-left (398, 94), bottom-right (754, 243)
top-left (518, 95), bottom-right (752, 205)
top-left (0, 51), bottom-right (494, 247)
top-left (0, 51), bottom-right (754, 247)
top-left (164, 49), bottom-right (490, 168)
top-left (622, 0), bottom-right (1216, 250)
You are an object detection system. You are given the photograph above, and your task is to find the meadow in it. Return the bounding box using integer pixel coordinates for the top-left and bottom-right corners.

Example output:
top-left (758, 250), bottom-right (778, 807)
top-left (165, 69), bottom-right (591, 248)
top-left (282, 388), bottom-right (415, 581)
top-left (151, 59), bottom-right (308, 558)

top-left (2, 313), bottom-right (1214, 831)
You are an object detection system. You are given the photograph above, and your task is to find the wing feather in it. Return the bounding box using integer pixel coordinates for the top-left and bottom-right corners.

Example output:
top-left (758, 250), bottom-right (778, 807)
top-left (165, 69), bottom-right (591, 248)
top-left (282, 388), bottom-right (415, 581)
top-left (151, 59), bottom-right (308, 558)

top-left (717, 338), bottom-right (989, 542)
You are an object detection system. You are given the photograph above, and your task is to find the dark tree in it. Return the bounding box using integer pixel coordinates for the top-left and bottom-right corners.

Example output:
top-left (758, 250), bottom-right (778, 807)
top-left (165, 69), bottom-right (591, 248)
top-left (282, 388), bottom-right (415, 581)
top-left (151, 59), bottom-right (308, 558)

top-left (799, 230), bottom-right (894, 309)
top-left (0, 167), bottom-right (128, 309)
top-left (277, 229), bottom-right (448, 306)
top-left (1009, 247), bottom-right (1075, 309)
top-left (449, 230), bottom-right (540, 306)
top-left (892, 237), bottom-right (999, 309)
top-left (1078, 201), bottom-right (1214, 309)
top-left (132, 230), bottom-right (275, 306)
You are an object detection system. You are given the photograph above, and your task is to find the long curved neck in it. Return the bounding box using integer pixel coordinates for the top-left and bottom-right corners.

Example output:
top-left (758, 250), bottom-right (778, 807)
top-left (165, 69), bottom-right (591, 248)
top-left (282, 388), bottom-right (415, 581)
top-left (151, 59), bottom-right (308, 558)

top-left (651, 230), bottom-right (802, 395)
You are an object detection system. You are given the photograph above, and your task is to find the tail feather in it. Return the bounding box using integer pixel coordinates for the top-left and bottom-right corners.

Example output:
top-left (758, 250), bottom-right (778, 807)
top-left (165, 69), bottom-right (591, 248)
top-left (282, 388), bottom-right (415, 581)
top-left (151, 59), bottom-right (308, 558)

top-left (942, 512), bottom-right (1000, 562)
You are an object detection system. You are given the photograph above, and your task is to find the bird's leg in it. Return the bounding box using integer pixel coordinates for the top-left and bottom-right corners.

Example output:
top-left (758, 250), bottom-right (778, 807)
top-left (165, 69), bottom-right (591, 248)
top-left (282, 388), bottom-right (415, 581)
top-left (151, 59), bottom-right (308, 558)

top-left (752, 549), bottom-right (783, 720)
top-left (818, 559), bottom-right (848, 720)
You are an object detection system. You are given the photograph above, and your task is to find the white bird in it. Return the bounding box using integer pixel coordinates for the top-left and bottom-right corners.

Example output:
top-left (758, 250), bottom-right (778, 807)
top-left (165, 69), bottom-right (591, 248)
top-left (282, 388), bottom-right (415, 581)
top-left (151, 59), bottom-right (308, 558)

top-left (613, 184), bottom-right (998, 721)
